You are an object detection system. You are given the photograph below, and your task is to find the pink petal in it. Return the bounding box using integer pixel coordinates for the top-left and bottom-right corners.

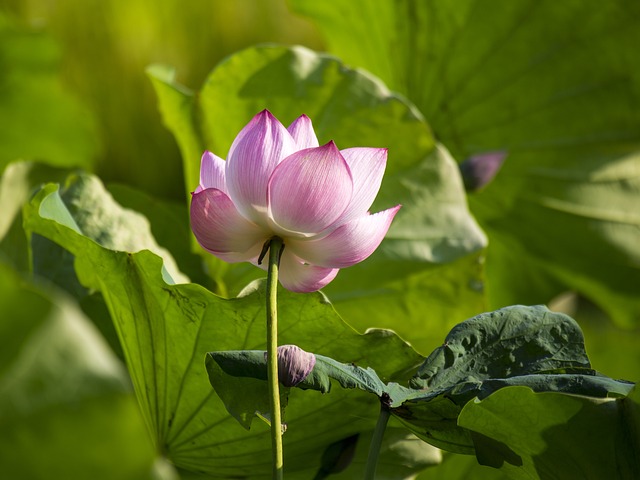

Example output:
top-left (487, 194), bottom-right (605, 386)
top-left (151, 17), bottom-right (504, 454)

top-left (226, 110), bottom-right (296, 224)
top-left (337, 148), bottom-right (388, 224)
top-left (287, 115), bottom-right (319, 149)
top-left (278, 251), bottom-right (339, 293)
top-left (190, 188), bottom-right (267, 262)
top-left (195, 151), bottom-right (227, 194)
top-left (287, 205), bottom-right (401, 268)
top-left (267, 142), bottom-right (353, 235)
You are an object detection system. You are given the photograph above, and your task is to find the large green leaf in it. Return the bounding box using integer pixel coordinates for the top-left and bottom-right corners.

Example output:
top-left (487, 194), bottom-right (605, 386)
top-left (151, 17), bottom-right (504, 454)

top-left (25, 173), bottom-right (191, 357)
top-left (0, 14), bottom-right (99, 174)
top-left (0, 263), bottom-right (164, 479)
top-left (23, 180), bottom-right (427, 478)
top-left (291, 0), bottom-right (640, 327)
top-left (149, 45), bottom-right (487, 353)
top-left (458, 386), bottom-right (640, 479)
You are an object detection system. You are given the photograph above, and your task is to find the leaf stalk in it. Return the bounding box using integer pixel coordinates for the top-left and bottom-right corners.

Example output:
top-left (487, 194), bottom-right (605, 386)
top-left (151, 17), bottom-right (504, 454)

top-left (364, 398), bottom-right (391, 480)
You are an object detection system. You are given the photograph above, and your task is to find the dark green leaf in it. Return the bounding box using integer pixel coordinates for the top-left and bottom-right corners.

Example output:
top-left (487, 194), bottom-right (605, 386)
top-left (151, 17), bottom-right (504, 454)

top-left (206, 349), bottom-right (386, 425)
top-left (409, 305), bottom-right (591, 391)
top-left (392, 306), bottom-right (633, 453)
top-left (206, 346), bottom-right (443, 479)
top-left (458, 386), bottom-right (640, 479)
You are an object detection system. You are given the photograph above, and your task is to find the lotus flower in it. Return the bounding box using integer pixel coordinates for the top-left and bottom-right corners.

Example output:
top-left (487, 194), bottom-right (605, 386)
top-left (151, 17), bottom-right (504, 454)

top-left (190, 110), bottom-right (400, 293)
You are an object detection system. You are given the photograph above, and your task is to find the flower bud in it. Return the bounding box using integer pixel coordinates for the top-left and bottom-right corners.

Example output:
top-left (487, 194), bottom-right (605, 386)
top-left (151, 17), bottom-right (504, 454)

top-left (459, 151), bottom-right (506, 192)
top-left (276, 345), bottom-right (316, 387)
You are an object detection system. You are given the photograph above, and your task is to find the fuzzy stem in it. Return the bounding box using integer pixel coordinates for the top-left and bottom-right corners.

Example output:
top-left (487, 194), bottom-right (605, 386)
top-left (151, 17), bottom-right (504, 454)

top-left (266, 236), bottom-right (285, 479)
top-left (364, 402), bottom-right (391, 480)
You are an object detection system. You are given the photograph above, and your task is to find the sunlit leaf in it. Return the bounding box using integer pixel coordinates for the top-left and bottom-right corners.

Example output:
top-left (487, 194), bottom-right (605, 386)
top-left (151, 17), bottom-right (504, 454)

top-left (30, 172), bottom-right (188, 287)
top-left (23, 181), bottom-right (425, 478)
top-left (107, 183), bottom-right (208, 286)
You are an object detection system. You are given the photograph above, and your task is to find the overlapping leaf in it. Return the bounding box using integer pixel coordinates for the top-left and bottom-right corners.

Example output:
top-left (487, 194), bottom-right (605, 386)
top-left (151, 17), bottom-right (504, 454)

top-left (149, 45), bottom-right (487, 353)
top-left (396, 306), bottom-right (632, 454)
top-left (291, 0), bottom-right (640, 327)
top-left (206, 304), bottom-right (636, 477)
top-left (23, 178), bottom-right (426, 478)
top-left (416, 452), bottom-right (509, 480)
top-left (0, 161), bottom-right (71, 272)
top-left (30, 173), bottom-right (187, 288)
top-left (321, 428), bottom-right (442, 480)
top-left (459, 386), bottom-right (640, 479)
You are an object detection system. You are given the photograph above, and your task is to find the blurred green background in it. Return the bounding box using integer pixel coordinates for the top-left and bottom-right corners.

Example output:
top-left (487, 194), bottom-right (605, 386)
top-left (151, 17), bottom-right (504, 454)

top-left (1, 0), bottom-right (639, 478)
top-left (1, 0), bottom-right (323, 198)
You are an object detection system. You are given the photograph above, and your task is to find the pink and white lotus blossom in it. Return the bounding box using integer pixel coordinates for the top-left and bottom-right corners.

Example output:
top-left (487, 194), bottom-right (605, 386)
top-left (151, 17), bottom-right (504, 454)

top-left (190, 110), bottom-right (400, 293)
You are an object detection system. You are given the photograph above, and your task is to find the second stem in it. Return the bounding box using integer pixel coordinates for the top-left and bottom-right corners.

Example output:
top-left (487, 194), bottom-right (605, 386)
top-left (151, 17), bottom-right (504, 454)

top-left (266, 236), bottom-right (285, 480)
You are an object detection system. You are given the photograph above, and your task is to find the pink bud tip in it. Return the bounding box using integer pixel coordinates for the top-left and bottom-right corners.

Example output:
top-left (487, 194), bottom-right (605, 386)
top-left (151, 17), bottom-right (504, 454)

top-left (276, 344), bottom-right (316, 387)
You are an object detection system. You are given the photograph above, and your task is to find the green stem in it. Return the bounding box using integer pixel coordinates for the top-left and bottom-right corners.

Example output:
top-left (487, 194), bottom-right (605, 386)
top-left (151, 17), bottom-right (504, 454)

top-left (364, 402), bottom-right (391, 480)
top-left (266, 236), bottom-right (285, 480)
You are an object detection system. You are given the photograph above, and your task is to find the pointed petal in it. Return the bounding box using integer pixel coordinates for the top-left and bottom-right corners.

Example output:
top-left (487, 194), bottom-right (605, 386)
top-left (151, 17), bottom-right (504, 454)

top-left (287, 115), bottom-right (319, 149)
top-left (268, 142), bottom-right (353, 235)
top-left (278, 251), bottom-right (339, 293)
top-left (226, 110), bottom-right (296, 224)
top-left (195, 151), bottom-right (227, 193)
top-left (337, 147), bottom-right (388, 223)
top-left (288, 205), bottom-right (401, 268)
top-left (190, 188), bottom-right (267, 262)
